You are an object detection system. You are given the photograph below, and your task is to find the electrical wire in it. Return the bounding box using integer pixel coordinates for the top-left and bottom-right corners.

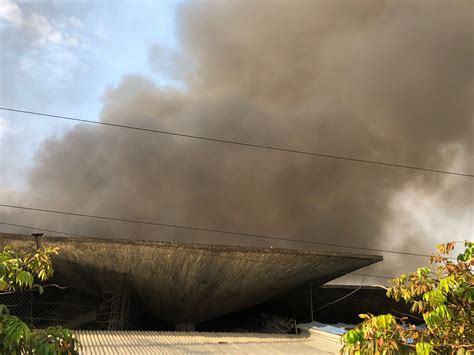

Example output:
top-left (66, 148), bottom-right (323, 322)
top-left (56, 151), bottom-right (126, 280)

top-left (0, 204), bottom-right (437, 258)
top-left (1, 107), bottom-right (472, 178)
top-left (313, 275), bottom-right (366, 312)
top-left (351, 273), bottom-right (393, 280)
top-left (0, 221), bottom-right (303, 269)
top-left (0, 221), bottom-right (401, 280)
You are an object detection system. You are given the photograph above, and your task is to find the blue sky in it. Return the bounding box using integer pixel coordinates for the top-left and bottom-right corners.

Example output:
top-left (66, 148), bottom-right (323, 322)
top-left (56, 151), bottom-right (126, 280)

top-left (0, 0), bottom-right (183, 190)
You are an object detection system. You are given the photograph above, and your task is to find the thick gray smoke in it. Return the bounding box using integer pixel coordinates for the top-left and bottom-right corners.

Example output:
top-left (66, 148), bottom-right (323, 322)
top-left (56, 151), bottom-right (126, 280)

top-left (3, 1), bottom-right (473, 277)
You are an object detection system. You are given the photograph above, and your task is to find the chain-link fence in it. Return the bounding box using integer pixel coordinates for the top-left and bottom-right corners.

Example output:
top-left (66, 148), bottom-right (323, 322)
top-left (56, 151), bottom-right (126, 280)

top-left (0, 286), bottom-right (132, 330)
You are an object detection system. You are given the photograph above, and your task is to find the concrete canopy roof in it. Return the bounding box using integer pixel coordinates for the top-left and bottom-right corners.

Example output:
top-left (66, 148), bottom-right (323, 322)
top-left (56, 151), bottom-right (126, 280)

top-left (0, 233), bottom-right (382, 324)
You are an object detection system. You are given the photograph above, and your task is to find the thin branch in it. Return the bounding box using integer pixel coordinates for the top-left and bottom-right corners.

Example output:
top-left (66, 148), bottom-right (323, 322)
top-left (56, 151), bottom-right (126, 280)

top-left (391, 309), bottom-right (423, 321)
top-left (43, 284), bottom-right (67, 290)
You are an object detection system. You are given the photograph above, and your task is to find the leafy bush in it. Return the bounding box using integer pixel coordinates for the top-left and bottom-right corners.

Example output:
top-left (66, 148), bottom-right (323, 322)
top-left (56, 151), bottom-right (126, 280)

top-left (342, 241), bottom-right (473, 354)
top-left (0, 245), bottom-right (81, 354)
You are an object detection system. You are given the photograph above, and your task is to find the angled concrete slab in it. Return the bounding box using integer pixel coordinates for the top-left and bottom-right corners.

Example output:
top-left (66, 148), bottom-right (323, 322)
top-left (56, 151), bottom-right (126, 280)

top-left (0, 233), bottom-right (382, 324)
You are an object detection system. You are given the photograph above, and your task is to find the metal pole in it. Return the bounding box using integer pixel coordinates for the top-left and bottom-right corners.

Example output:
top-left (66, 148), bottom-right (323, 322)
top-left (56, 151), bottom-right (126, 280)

top-left (32, 233), bottom-right (43, 249)
top-left (309, 282), bottom-right (314, 322)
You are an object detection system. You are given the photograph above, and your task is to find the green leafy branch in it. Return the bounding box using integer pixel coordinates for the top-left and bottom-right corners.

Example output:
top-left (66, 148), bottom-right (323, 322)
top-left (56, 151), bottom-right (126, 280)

top-left (0, 245), bottom-right (81, 354)
top-left (342, 241), bottom-right (473, 355)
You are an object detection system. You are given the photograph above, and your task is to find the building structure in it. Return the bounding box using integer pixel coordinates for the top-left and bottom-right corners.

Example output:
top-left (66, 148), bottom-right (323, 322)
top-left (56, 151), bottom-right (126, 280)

top-left (0, 232), bottom-right (382, 330)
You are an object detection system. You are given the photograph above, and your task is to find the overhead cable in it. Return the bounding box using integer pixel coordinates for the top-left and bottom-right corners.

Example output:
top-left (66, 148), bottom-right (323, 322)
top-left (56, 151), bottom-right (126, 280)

top-left (0, 221), bottom-right (400, 280)
top-left (1, 107), bottom-right (472, 178)
top-left (0, 204), bottom-right (436, 258)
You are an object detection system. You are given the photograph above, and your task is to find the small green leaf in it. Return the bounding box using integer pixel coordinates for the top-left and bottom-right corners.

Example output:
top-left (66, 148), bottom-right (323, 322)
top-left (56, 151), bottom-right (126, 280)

top-left (416, 342), bottom-right (434, 354)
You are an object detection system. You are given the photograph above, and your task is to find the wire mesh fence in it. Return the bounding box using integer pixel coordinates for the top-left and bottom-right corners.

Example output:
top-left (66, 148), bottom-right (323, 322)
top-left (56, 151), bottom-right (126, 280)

top-left (0, 286), bottom-right (130, 330)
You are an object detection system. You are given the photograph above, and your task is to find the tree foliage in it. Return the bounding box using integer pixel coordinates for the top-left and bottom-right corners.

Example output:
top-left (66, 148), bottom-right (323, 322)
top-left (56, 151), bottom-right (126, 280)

top-left (0, 245), bottom-right (80, 354)
top-left (342, 241), bottom-right (473, 354)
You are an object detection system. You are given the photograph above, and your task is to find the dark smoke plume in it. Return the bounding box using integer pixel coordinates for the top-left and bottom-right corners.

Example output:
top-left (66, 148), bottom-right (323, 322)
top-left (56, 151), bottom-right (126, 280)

top-left (3, 0), bottom-right (473, 277)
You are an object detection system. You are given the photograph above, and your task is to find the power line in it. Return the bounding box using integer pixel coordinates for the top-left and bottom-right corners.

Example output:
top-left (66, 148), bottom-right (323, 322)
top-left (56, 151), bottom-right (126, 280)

top-left (0, 222), bottom-right (420, 280)
top-left (0, 221), bottom-right (297, 268)
top-left (0, 221), bottom-right (399, 280)
top-left (1, 107), bottom-right (472, 178)
top-left (313, 275), bottom-right (366, 312)
top-left (0, 222), bottom-right (92, 239)
top-left (351, 273), bottom-right (393, 280)
top-left (0, 203), bottom-right (435, 258)
top-left (0, 221), bottom-right (362, 272)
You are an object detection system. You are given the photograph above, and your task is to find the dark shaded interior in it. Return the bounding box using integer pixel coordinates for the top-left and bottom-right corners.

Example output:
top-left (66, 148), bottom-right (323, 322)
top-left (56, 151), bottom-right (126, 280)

top-left (0, 283), bottom-right (420, 333)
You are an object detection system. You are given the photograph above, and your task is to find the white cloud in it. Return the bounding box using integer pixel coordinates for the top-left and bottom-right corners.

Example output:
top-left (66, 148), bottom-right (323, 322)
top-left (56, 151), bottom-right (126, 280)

top-left (93, 25), bottom-right (106, 40)
top-left (48, 31), bottom-right (63, 45)
top-left (66, 16), bottom-right (82, 28)
top-left (65, 36), bottom-right (79, 47)
top-left (19, 56), bottom-right (39, 71)
top-left (0, 115), bottom-right (21, 138)
top-left (0, 2), bottom-right (98, 89)
top-left (0, 116), bottom-right (9, 132)
top-left (0, 0), bottom-right (23, 26)
top-left (0, 3), bottom-right (54, 47)
top-left (29, 12), bottom-right (52, 37)
top-left (0, 2), bottom-right (75, 48)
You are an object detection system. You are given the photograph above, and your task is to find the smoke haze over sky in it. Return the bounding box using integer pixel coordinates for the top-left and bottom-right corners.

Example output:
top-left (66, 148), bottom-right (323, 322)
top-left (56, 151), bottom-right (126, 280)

top-left (0, 0), bottom-right (472, 282)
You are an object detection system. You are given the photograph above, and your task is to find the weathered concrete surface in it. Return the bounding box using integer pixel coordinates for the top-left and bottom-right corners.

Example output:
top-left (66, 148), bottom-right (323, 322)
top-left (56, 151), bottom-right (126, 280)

top-left (0, 233), bottom-right (382, 323)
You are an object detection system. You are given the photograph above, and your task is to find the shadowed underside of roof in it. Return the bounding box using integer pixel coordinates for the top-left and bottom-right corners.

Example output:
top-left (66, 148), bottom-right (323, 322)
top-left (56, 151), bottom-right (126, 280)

top-left (0, 233), bottom-right (382, 324)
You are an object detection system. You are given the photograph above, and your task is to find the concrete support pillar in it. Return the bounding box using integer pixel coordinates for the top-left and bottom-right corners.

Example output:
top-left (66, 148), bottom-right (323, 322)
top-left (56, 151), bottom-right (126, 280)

top-left (175, 323), bottom-right (196, 331)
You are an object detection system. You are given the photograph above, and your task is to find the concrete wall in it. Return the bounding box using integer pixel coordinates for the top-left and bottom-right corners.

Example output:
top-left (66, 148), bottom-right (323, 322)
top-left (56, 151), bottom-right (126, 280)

top-left (0, 233), bottom-right (382, 324)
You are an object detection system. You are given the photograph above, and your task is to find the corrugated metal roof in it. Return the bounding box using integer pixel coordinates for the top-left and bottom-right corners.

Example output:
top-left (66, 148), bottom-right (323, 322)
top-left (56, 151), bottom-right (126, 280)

top-left (75, 330), bottom-right (340, 354)
top-left (298, 321), bottom-right (349, 335)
